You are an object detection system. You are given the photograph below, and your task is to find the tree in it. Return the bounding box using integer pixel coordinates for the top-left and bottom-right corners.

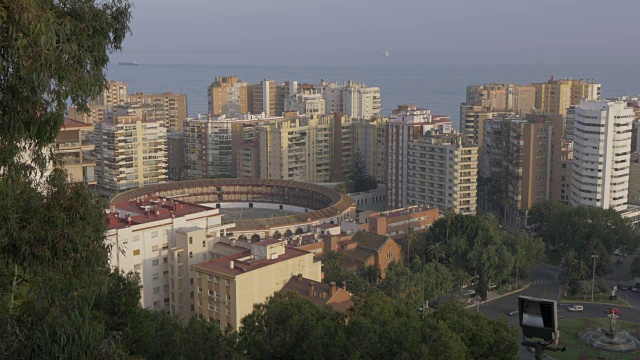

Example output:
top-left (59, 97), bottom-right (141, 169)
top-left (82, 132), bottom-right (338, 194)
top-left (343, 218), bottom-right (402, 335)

top-left (630, 257), bottom-right (640, 279)
top-left (426, 241), bottom-right (447, 264)
top-left (404, 228), bottom-right (418, 261)
top-left (0, 1), bottom-right (132, 357)
top-left (238, 292), bottom-right (347, 360)
top-left (505, 234), bottom-right (546, 280)
top-left (346, 150), bottom-right (377, 193)
top-left (358, 265), bottom-right (382, 285)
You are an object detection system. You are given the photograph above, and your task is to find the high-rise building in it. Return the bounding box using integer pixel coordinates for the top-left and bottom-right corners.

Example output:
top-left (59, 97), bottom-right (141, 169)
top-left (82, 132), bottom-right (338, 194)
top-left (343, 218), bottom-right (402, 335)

top-left (465, 83), bottom-right (536, 114)
top-left (533, 76), bottom-right (601, 116)
top-left (96, 80), bottom-right (128, 109)
top-left (550, 140), bottom-right (573, 206)
top-left (207, 76), bottom-right (250, 116)
top-left (167, 132), bottom-right (184, 181)
top-left (407, 133), bottom-right (478, 215)
top-left (570, 100), bottom-right (633, 211)
top-left (321, 80), bottom-right (381, 119)
top-left (128, 92), bottom-right (188, 133)
top-left (56, 118), bottom-right (96, 186)
top-left (94, 115), bottom-right (167, 196)
top-left (252, 80), bottom-right (290, 117)
top-left (481, 114), bottom-right (563, 227)
top-left (628, 153), bottom-right (640, 206)
top-left (194, 239), bottom-right (321, 331)
top-left (68, 104), bottom-right (107, 125)
top-left (352, 116), bottom-right (387, 184)
top-left (386, 105), bottom-right (452, 210)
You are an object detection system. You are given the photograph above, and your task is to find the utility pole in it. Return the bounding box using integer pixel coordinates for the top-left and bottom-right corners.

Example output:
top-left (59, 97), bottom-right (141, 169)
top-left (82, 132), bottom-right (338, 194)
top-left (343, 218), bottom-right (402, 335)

top-left (591, 255), bottom-right (598, 302)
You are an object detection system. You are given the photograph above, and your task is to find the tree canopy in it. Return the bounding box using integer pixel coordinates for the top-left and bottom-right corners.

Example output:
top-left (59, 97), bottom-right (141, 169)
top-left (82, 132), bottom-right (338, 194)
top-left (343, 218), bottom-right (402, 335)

top-left (345, 150), bottom-right (377, 193)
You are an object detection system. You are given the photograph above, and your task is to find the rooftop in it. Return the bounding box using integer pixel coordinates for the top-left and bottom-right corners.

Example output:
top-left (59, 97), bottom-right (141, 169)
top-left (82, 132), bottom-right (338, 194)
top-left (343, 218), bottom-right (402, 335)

top-left (195, 246), bottom-right (312, 278)
top-left (63, 118), bottom-right (92, 129)
top-left (106, 197), bottom-right (218, 230)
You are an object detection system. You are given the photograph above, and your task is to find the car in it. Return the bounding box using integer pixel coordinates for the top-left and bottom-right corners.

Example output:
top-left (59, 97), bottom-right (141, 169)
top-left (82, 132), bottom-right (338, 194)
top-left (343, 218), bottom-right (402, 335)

top-left (632, 287), bottom-right (638, 292)
top-left (464, 289), bottom-right (476, 296)
top-left (489, 283), bottom-right (498, 290)
top-left (568, 305), bottom-right (584, 312)
top-left (619, 285), bottom-right (628, 291)
top-left (507, 309), bottom-right (519, 316)
top-left (605, 308), bottom-right (621, 315)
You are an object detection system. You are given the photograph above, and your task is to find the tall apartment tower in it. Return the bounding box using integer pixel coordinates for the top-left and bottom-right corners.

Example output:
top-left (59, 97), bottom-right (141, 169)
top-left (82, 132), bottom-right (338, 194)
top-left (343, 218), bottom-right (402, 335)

top-left (96, 80), bottom-right (128, 109)
top-left (167, 132), bottom-right (184, 181)
top-left (56, 119), bottom-right (97, 187)
top-left (94, 115), bottom-right (167, 196)
top-left (460, 83), bottom-right (535, 156)
top-left (570, 100), bottom-right (633, 211)
top-left (252, 80), bottom-right (290, 117)
top-left (386, 105), bottom-right (452, 210)
top-left (182, 114), bottom-right (235, 179)
top-left (534, 77), bottom-right (601, 116)
top-left (407, 133), bottom-right (478, 215)
top-left (352, 116), bottom-right (387, 184)
top-left (207, 76), bottom-right (250, 116)
top-left (258, 113), bottom-right (333, 183)
top-left (321, 80), bottom-right (381, 119)
top-left (68, 104), bottom-right (107, 125)
top-left (128, 92), bottom-right (188, 133)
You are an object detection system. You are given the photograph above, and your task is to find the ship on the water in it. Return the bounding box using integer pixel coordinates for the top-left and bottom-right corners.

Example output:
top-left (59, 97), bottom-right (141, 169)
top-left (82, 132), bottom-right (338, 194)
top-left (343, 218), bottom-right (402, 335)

top-left (118, 60), bottom-right (139, 65)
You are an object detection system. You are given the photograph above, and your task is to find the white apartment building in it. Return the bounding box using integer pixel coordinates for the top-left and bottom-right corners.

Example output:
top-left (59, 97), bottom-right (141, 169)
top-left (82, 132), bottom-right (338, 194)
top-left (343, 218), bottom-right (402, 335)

top-left (320, 80), bottom-right (381, 119)
top-left (94, 115), bottom-right (167, 196)
top-left (105, 197), bottom-right (235, 322)
top-left (570, 100), bottom-right (633, 211)
top-left (407, 133), bottom-right (478, 215)
top-left (386, 105), bottom-right (452, 209)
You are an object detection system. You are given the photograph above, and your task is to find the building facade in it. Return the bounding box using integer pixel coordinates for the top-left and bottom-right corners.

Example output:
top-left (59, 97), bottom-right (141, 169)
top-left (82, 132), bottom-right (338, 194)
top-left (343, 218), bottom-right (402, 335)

top-left (94, 115), bottom-right (167, 196)
top-left (96, 80), bottom-right (128, 109)
top-left (407, 133), bottom-right (478, 215)
top-left (207, 76), bottom-right (250, 116)
top-left (533, 77), bottom-right (601, 116)
top-left (570, 100), bottom-right (633, 211)
top-left (128, 91), bottom-right (188, 133)
top-left (321, 80), bottom-right (381, 119)
top-left (56, 118), bottom-right (96, 186)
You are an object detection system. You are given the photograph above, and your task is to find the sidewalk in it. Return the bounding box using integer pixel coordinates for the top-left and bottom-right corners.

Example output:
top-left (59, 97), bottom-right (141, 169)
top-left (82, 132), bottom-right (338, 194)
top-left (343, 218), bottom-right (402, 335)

top-left (465, 283), bottom-right (531, 309)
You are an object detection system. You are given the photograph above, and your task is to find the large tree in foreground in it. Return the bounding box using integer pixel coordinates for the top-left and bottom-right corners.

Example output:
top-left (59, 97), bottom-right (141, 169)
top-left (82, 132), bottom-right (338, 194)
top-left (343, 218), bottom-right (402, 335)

top-left (0, 0), bottom-right (131, 357)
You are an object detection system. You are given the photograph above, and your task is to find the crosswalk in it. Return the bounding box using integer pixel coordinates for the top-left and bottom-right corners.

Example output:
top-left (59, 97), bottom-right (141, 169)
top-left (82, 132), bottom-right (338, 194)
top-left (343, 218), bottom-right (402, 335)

top-left (531, 278), bottom-right (637, 289)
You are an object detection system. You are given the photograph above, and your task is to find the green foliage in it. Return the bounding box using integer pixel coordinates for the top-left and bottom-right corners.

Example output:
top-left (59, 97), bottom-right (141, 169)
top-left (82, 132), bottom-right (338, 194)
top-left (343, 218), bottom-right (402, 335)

top-left (505, 234), bottom-right (546, 280)
top-left (631, 257), bottom-right (640, 279)
top-left (346, 150), bottom-right (377, 193)
top-left (381, 260), bottom-right (453, 307)
top-left (0, 0), bottom-right (132, 171)
top-left (238, 292), bottom-right (347, 360)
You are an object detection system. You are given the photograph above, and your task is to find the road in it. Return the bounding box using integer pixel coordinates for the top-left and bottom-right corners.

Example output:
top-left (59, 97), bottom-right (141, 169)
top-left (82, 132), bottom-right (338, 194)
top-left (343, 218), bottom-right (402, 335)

top-left (477, 262), bottom-right (640, 359)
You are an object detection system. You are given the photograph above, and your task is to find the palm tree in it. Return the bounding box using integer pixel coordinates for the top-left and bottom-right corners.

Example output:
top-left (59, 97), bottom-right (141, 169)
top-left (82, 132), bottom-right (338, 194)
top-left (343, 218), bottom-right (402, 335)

top-left (405, 228), bottom-right (418, 261)
top-left (427, 242), bottom-right (447, 264)
top-left (321, 251), bottom-right (343, 271)
top-left (358, 265), bottom-right (381, 285)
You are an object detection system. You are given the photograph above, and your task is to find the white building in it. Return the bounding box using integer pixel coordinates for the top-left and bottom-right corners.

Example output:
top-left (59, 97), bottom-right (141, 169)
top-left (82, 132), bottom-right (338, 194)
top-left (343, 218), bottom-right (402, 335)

top-left (570, 100), bottom-right (633, 211)
top-left (105, 197), bottom-right (234, 322)
top-left (320, 80), bottom-right (381, 119)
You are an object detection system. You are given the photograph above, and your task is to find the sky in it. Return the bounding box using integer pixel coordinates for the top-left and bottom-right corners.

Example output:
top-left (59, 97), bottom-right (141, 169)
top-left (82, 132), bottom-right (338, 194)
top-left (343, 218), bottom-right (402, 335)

top-left (112, 0), bottom-right (640, 66)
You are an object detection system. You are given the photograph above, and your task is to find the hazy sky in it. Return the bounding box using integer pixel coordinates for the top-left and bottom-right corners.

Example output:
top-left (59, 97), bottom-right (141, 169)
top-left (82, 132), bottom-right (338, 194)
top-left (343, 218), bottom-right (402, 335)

top-left (113, 0), bottom-right (640, 66)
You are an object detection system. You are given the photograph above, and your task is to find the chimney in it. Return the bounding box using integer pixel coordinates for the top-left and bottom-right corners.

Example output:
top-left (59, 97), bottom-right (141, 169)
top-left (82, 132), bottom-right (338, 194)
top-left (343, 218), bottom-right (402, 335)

top-left (296, 273), bottom-right (302, 282)
top-left (330, 281), bottom-right (337, 296)
top-left (127, 217), bottom-right (132, 225)
top-left (229, 260), bottom-right (234, 269)
top-left (341, 281), bottom-right (347, 291)
top-left (308, 282), bottom-right (315, 297)
top-left (170, 211), bottom-right (175, 218)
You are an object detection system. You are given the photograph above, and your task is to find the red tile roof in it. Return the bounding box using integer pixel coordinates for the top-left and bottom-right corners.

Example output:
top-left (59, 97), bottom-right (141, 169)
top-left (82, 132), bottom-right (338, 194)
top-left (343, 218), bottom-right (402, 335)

top-left (195, 247), bottom-right (312, 278)
top-left (106, 197), bottom-right (218, 230)
top-left (63, 118), bottom-right (92, 128)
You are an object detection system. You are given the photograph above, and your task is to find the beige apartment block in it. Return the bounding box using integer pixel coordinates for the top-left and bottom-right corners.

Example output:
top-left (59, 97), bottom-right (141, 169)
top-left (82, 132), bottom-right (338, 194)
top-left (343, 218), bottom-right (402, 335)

top-left (252, 80), bottom-right (290, 117)
top-left (459, 104), bottom-right (512, 158)
top-left (386, 105), bottom-right (453, 210)
top-left (407, 133), bottom-right (478, 215)
top-left (208, 76), bottom-right (250, 116)
top-left (534, 76), bottom-right (601, 116)
top-left (56, 118), bottom-right (96, 186)
top-left (194, 239), bottom-right (321, 331)
top-left (258, 113), bottom-right (334, 182)
top-left (96, 80), bottom-right (128, 109)
top-left (352, 116), bottom-right (387, 184)
top-left (94, 114), bottom-right (167, 196)
top-left (550, 140), bottom-right (573, 206)
top-left (465, 83), bottom-right (536, 115)
top-left (69, 104), bottom-right (107, 125)
top-left (128, 91), bottom-right (188, 133)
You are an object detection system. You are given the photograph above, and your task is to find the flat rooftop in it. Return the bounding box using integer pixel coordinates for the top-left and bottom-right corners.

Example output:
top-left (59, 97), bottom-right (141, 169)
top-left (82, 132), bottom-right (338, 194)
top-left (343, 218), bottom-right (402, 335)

top-left (106, 197), bottom-right (218, 230)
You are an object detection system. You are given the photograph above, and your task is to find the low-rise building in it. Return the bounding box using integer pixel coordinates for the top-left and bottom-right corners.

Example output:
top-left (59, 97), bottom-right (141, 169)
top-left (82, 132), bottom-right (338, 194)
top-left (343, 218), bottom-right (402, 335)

top-left (56, 118), bottom-right (96, 186)
top-left (194, 239), bottom-right (321, 331)
top-left (359, 206), bottom-right (439, 237)
top-left (280, 276), bottom-right (353, 313)
top-left (324, 231), bottom-right (402, 279)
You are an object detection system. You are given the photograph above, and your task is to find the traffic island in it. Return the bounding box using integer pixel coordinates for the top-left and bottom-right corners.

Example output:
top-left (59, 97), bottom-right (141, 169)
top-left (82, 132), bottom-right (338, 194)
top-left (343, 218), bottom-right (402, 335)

top-left (551, 318), bottom-right (640, 360)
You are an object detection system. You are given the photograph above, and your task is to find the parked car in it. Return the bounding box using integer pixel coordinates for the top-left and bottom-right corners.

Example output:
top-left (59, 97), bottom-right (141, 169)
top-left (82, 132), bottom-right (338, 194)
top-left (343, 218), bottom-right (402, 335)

top-left (507, 309), bottom-right (519, 316)
top-left (489, 283), bottom-right (498, 290)
top-left (619, 285), bottom-right (628, 291)
top-left (568, 305), bottom-right (584, 312)
top-left (464, 289), bottom-right (476, 296)
top-left (632, 287), bottom-right (638, 292)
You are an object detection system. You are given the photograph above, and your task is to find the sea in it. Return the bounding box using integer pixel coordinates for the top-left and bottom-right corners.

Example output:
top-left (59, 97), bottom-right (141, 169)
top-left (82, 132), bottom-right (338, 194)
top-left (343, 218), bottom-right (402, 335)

top-left (106, 63), bottom-right (640, 129)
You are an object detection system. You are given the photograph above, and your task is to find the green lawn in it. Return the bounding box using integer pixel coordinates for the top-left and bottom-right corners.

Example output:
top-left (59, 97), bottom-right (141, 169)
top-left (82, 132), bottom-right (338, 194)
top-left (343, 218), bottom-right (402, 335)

top-left (560, 289), bottom-right (631, 307)
top-left (551, 318), bottom-right (640, 360)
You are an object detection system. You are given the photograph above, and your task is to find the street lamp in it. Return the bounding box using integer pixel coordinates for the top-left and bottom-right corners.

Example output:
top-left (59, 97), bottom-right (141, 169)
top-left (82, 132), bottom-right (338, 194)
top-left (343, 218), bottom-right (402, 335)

top-left (591, 255), bottom-right (599, 302)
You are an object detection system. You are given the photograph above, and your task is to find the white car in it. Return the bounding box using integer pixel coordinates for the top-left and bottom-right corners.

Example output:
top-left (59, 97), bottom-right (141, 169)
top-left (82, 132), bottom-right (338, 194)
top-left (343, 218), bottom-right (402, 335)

top-left (464, 289), bottom-right (476, 296)
top-left (489, 283), bottom-right (498, 290)
top-left (568, 305), bottom-right (584, 312)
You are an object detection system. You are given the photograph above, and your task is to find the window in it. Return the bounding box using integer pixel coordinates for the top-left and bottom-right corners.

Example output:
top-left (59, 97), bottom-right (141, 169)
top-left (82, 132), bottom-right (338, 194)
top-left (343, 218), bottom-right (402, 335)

top-left (202, 253), bottom-right (207, 261)
top-left (387, 251), bottom-right (394, 259)
top-left (163, 257), bottom-right (168, 264)
top-left (163, 270), bottom-right (168, 277)
top-left (197, 272), bottom-right (202, 279)
top-left (216, 291), bottom-right (220, 298)
top-left (152, 259), bottom-right (159, 266)
top-left (226, 280), bottom-right (230, 287)
top-left (133, 249), bottom-right (140, 256)
top-left (190, 265), bottom-right (194, 272)
top-left (190, 278), bottom-right (194, 285)
top-left (214, 276), bottom-right (220, 284)
top-left (189, 236), bottom-right (193, 244)
top-left (153, 301), bottom-right (160, 307)
top-left (152, 245), bottom-right (158, 251)
top-left (208, 275), bottom-right (213, 282)
top-left (202, 241), bottom-right (206, 247)
top-left (162, 243), bottom-right (168, 249)
top-left (215, 305), bottom-right (220, 313)
top-left (198, 300), bottom-right (202, 307)
top-left (198, 287), bottom-right (202, 293)
top-left (153, 273), bottom-right (159, 280)
top-left (208, 289), bottom-right (214, 296)
top-left (226, 294), bottom-right (231, 301)
top-left (191, 304), bottom-right (194, 312)
top-left (209, 303), bottom-right (214, 310)
top-left (189, 251), bottom-right (193, 259)
top-left (151, 231), bottom-right (158, 238)
top-left (164, 298), bottom-right (170, 304)
top-left (226, 309), bottom-right (231, 316)
top-left (133, 263), bottom-right (141, 271)
top-left (153, 287), bottom-right (160, 294)
top-left (191, 291), bottom-right (194, 299)
top-left (164, 284), bottom-right (169, 292)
